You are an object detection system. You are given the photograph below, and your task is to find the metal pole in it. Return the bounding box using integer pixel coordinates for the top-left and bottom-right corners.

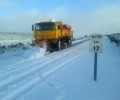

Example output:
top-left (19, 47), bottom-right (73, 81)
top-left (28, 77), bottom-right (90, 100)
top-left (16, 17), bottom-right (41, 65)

top-left (94, 52), bottom-right (97, 81)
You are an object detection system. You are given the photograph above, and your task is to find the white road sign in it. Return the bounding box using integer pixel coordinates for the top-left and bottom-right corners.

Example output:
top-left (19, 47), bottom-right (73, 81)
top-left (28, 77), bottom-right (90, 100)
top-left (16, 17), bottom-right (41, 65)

top-left (89, 34), bottom-right (103, 53)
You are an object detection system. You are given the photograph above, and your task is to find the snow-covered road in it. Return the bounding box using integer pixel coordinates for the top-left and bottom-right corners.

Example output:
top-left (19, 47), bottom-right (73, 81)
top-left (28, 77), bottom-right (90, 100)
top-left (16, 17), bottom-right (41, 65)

top-left (0, 37), bottom-right (120, 100)
top-left (0, 40), bottom-right (88, 100)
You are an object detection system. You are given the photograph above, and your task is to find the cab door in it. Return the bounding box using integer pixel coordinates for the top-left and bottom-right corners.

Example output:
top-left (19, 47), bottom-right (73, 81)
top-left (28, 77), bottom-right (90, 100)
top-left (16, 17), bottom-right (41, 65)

top-left (56, 22), bottom-right (63, 39)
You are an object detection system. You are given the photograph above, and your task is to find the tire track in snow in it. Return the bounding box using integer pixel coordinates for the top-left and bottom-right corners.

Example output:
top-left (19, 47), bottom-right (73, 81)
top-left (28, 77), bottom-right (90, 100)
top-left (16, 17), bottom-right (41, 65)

top-left (0, 43), bottom-right (88, 80)
top-left (0, 43), bottom-right (88, 93)
top-left (0, 39), bottom-right (86, 74)
top-left (0, 49), bottom-right (57, 73)
top-left (2, 48), bottom-right (88, 100)
top-left (0, 40), bottom-right (88, 74)
top-left (0, 40), bottom-right (88, 73)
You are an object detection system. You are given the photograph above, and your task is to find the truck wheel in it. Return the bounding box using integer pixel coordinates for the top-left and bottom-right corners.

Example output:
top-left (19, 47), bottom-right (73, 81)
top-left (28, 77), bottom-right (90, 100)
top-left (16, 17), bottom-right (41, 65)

top-left (65, 43), bottom-right (68, 49)
top-left (58, 41), bottom-right (61, 51)
top-left (68, 40), bottom-right (72, 47)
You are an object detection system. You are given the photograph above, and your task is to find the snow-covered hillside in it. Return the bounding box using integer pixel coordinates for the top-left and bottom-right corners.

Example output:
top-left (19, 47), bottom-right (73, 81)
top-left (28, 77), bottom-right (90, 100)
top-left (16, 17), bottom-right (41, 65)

top-left (0, 32), bottom-right (33, 41)
top-left (0, 37), bottom-right (120, 100)
top-left (0, 32), bottom-right (34, 56)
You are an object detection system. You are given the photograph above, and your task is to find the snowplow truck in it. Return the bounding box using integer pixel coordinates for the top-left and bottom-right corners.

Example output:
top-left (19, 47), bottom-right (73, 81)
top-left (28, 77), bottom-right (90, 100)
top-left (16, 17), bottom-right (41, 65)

top-left (32, 20), bottom-right (73, 51)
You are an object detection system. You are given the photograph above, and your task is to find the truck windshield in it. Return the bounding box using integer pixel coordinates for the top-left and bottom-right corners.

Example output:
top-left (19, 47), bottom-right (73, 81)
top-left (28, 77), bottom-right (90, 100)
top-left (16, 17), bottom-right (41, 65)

top-left (35, 22), bottom-right (56, 31)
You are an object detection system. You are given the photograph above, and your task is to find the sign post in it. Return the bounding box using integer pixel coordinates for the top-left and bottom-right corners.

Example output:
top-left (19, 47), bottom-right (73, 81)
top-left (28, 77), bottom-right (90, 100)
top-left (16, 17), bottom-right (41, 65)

top-left (94, 52), bottom-right (97, 81)
top-left (89, 34), bottom-right (103, 81)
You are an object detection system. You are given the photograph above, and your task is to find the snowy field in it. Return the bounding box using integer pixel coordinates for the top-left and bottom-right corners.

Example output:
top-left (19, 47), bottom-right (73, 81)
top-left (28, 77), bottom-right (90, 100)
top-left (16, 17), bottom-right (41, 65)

top-left (0, 37), bottom-right (120, 100)
top-left (0, 32), bottom-right (33, 41)
top-left (0, 32), bottom-right (34, 57)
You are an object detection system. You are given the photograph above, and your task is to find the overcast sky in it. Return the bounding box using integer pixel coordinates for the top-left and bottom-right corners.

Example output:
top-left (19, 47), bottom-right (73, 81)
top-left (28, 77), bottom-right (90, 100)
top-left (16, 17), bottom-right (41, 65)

top-left (0, 0), bottom-right (120, 36)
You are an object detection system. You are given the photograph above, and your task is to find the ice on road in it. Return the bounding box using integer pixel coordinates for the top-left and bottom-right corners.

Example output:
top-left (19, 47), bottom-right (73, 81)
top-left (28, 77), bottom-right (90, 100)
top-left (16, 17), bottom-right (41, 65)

top-left (0, 37), bottom-right (120, 100)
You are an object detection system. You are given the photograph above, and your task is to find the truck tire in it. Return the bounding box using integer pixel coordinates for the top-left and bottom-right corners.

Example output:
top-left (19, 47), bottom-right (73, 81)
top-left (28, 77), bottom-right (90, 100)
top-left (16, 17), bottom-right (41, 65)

top-left (68, 40), bottom-right (72, 47)
top-left (58, 41), bottom-right (61, 51)
top-left (65, 43), bottom-right (68, 49)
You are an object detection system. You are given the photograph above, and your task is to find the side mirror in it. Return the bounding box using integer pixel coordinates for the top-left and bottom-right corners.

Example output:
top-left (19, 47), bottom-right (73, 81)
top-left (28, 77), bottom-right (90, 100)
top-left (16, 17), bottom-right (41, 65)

top-left (32, 25), bottom-right (35, 31)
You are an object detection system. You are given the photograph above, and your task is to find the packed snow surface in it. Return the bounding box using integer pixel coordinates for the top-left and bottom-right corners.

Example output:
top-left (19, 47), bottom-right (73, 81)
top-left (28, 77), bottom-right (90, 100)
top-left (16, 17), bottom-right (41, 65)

top-left (0, 37), bottom-right (120, 100)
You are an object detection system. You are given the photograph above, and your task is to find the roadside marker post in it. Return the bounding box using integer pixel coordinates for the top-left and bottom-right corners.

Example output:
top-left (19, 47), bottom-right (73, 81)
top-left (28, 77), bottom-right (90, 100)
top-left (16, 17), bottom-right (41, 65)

top-left (89, 34), bottom-right (103, 81)
top-left (94, 52), bottom-right (97, 81)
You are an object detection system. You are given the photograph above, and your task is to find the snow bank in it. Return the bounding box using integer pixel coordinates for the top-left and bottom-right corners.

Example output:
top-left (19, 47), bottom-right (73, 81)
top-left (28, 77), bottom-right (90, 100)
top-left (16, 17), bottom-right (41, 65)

top-left (24, 47), bottom-right (46, 59)
top-left (0, 42), bottom-right (46, 60)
